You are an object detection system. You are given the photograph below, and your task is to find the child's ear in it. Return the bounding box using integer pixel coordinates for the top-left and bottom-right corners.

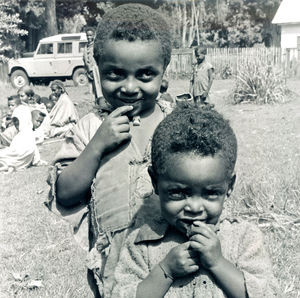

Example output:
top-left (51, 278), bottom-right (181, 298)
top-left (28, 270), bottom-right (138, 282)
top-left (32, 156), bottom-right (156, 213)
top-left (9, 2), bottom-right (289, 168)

top-left (226, 173), bottom-right (236, 197)
top-left (148, 166), bottom-right (158, 195)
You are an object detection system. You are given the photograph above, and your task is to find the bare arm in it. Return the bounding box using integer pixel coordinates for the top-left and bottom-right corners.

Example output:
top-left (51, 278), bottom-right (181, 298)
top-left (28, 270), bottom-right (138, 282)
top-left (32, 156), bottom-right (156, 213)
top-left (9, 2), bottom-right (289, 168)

top-left (206, 68), bottom-right (214, 94)
top-left (136, 264), bottom-right (173, 298)
top-left (56, 106), bottom-right (133, 207)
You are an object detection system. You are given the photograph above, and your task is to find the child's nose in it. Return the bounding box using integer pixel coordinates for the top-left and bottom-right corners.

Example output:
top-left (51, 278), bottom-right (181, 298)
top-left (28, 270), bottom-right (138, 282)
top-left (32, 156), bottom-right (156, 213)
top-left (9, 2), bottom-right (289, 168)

top-left (184, 196), bottom-right (205, 214)
top-left (121, 77), bottom-right (138, 94)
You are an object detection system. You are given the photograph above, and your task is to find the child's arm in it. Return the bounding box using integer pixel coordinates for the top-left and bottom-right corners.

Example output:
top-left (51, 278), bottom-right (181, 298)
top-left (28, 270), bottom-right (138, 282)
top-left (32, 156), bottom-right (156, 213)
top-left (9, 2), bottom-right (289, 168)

top-left (189, 222), bottom-right (247, 298)
top-left (203, 67), bottom-right (214, 98)
top-left (56, 105), bottom-right (133, 207)
top-left (136, 242), bottom-right (199, 298)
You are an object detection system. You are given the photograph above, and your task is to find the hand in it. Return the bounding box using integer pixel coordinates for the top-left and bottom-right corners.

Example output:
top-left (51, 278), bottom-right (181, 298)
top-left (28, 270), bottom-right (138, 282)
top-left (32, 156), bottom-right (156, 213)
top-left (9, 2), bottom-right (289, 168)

top-left (189, 221), bottom-right (223, 270)
top-left (93, 105), bottom-right (133, 155)
top-left (160, 242), bottom-right (199, 279)
top-left (202, 91), bottom-right (208, 98)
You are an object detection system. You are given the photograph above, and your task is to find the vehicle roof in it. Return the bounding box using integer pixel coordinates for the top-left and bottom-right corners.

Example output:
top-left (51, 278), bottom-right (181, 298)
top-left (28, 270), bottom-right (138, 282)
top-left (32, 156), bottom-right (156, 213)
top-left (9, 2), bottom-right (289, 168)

top-left (39, 33), bottom-right (87, 43)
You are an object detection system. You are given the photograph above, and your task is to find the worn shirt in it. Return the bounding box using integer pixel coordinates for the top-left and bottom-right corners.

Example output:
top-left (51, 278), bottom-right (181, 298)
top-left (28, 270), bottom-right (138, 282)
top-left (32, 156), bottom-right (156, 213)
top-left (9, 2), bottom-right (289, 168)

top-left (46, 103), bottom-right (168, 297)
top-left (112, 213), bottom-right (280, 298)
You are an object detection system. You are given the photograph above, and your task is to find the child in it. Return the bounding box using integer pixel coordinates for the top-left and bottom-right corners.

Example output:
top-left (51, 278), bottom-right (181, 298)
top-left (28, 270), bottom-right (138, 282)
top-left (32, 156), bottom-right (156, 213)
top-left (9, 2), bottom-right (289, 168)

top-left (48, 93), bottom-right (58, 104)
top-left (31, 109), bottom-right (47, 144)
top-left (46, 4), bottom-right (172, 297)
top-left (0, 106), bottom-right (42, 172)
top-left (112, 105), bottom-right (279, 298)
top-left (157, 79), bottom-right (175, 114)
top-left (0, 95), bottom-right (22, 147)
top-left (190, 47), bottom-right (214, 106)
top-left (17, 85), bottom-right (35, 104)
top-left (83, 26), bottom-right (102, 100)
top-left (48, 80), bottom-right (79, 138)
top-left (40, 97), bottom-right (55, 114)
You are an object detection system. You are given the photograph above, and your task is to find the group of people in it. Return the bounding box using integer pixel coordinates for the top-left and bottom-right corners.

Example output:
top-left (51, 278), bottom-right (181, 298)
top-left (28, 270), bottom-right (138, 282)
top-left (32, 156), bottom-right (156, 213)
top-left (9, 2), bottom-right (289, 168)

top-left (45, 3), bottom-right (279, 298)
top-left (0, 80), bottom-right (78, 172)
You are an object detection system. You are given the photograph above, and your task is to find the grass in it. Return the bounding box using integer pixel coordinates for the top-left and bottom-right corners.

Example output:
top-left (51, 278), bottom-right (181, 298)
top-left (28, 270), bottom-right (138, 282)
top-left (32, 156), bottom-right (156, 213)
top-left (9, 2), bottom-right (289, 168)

top-left (1, 78), bottom-right (300, 297)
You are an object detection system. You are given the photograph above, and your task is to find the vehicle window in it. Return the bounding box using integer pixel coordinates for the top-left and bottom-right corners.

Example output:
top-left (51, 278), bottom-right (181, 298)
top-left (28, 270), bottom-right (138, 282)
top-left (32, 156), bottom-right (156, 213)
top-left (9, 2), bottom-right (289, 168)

top-left (79, 42), bottom-right (87, 53)
top-left (37, 43), bottom-right (53, 55)
top-left (58, 42), bottom-right (72, 54)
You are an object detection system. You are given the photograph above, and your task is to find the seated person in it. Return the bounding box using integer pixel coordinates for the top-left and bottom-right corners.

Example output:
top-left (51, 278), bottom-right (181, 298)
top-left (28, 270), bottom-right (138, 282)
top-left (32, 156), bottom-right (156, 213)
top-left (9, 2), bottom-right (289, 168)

top-left (48, 80), bottom-right (79, 138)
top-left (31, 109), bottom-right (47, 144)
top-left (112, 104), bottom-right (280, 298)
top-left (156, 79), bottom-right (174, 114)
top-left (0, 106), bottom-right (45, 172)
top-left (40, 97), bottom-right (55, 114)
top-left (0, 95), bottom-right (22, 147)
top-left (17, 85), bottom-right (35, 105)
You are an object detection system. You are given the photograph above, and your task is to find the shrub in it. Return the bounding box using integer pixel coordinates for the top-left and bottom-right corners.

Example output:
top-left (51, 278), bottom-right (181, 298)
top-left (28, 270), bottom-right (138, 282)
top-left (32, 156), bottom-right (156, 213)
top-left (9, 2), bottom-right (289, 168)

top-left (232, 60), bottom-right (288, 104)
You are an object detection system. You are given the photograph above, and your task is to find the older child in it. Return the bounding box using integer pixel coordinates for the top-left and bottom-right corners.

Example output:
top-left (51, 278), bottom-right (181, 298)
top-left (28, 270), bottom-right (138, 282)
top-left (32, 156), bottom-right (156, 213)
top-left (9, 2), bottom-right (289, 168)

top-left (112, 105), bottom-right (279, 298)
top-left (190, 47), bottom-right (214, 106)
top-left (46, 4), bottom-right (172, 296)
top-left (48, 80), bottom-right (79, 138)
top-left (83, 26), bottom-right (102, 100)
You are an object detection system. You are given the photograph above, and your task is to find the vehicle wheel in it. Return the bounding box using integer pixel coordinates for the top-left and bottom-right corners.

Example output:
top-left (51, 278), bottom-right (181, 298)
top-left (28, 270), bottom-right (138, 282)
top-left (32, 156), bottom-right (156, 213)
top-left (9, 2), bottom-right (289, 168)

top-left (10, 70), bottom-right (29, 89)
top-left (72, 68), bottom-right (88, 86)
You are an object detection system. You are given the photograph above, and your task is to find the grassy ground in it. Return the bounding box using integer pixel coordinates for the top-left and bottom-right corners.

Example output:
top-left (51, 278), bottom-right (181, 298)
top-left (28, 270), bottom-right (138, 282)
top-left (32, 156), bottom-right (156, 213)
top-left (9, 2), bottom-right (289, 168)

top-left (0, 78), bottom-right (300, 297)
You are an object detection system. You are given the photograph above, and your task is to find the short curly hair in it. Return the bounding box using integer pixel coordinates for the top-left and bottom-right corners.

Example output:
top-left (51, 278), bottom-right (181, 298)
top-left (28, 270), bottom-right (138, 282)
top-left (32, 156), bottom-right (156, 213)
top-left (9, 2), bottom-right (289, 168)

top-left (151, 104), bottom-right (238, 178)
top-left (94, 3), bottom-right (172, 70)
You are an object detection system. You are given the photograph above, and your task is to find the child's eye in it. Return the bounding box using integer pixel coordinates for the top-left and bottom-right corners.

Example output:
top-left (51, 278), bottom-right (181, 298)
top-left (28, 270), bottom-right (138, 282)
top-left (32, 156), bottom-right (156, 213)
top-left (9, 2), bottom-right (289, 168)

top-left (137, 70), bottom-right (155, 81)
top-left (168, 189), bottom-right (189, 201)
top-left (105, 70), bottom-right (124, 81)
top-left (203, 189), bottom-right (223, 200)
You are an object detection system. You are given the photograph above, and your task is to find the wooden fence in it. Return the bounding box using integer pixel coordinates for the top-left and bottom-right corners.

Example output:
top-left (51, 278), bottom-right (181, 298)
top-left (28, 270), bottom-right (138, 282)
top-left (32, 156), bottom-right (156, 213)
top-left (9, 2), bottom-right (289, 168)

top-left (166, 47), bottom-right (300, 78)
top-left (1, 47), bottom-right (299, 83)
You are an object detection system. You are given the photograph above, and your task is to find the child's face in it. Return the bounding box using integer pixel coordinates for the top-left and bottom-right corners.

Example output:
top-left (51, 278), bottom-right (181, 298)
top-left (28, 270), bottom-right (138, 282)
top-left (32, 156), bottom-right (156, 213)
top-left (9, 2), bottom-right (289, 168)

top-left (12, 117), bottom-right (19, 131)
top-left (28, 96), bottom-right (36, 105)
top-left (18, 91), bottom-right (28, 103)
top-left (32, 114), bottom-right (44, 130)
top-left (195, 51), bottom-right (205, 64)
top-left (152, 153), bottom-right (235, 235)
top-left (46, 103), bottom-right (54, 113)
top-left (8, 99), bottom-right (18, 112)
top-left (99, 40), bottom-right (165, 117)
top-left (86, 30), bottom-right (95, 44)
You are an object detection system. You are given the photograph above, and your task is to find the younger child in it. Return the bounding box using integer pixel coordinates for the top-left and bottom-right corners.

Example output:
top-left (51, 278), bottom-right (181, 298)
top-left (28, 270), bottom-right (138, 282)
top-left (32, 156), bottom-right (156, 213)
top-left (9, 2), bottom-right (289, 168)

top-left (112, 105), bottom-right (279, 297)
top-left (31, 109), bottom-right (47, 144)
top-left (157, 79), bottom-right (174, 114)
top-left (17, 85), bottom-right (35, 104)
top-left (0, 95), bottom-right (22, 146)
top-left (190, 47), bottom-right (214, 106)
top-left (46, 4), bottom-right (172, 297)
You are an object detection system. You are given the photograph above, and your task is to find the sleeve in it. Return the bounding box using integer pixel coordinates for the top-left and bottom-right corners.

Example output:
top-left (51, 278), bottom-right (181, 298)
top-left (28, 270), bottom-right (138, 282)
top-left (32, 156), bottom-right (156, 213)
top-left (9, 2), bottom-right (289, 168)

top-left (111, 230), bottom-right (150, 298)
top-left (237, 223), bottom-right (281, 297)
top-left (44, 113), bottom-right (102, 250)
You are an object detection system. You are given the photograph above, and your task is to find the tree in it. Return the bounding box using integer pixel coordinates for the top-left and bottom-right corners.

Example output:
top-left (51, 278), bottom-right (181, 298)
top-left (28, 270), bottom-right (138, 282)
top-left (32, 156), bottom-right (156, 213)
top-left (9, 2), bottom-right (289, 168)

top-left (0, 0), bottom-right (27, 61)
top-left (45, 0), bottom-right (57, 36)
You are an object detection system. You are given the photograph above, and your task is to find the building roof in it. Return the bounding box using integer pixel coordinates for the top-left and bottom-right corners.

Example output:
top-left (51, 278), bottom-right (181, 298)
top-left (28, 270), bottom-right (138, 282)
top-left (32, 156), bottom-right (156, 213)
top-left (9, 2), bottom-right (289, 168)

top-left (272, 0), bottom-right (300, 24)
top-left (39, 33), bottom-right (87, 43)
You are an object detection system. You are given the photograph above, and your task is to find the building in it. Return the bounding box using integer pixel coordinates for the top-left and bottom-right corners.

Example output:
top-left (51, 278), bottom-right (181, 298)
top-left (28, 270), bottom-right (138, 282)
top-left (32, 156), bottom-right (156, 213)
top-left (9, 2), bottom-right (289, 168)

top-left (272, 0), bottom-right (300, 61)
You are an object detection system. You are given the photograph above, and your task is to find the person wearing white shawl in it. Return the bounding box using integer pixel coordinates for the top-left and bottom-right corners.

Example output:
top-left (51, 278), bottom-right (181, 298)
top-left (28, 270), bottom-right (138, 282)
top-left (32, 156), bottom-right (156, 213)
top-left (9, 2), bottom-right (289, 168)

top-left (0, 105), bottom-right (43, 172)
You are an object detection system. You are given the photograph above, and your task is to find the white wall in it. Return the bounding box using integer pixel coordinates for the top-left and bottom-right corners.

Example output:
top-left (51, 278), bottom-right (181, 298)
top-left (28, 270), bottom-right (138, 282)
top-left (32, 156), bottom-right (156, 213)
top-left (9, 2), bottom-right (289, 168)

top-left (281, 24), bottom-right (300, 48)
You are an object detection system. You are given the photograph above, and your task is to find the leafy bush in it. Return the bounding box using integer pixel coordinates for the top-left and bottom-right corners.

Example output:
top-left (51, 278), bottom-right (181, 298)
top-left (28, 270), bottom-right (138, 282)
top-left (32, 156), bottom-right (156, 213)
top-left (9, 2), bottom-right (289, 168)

top-left (232, 61), bottom-right (288, 104)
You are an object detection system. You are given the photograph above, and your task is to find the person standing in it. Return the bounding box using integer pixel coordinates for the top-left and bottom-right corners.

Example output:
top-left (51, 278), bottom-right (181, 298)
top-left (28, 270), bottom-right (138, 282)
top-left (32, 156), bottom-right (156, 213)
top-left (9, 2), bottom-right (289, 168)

top-left (83, 27), bottom-right (102, 101)
top-left (190, 47), bottom-right (214, 106)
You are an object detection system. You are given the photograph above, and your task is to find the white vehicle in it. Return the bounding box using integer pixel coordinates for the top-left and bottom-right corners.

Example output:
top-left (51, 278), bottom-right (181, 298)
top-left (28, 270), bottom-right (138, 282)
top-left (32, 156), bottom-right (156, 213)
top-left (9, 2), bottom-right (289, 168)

top-left (8, 33), bottom-right (89, 88)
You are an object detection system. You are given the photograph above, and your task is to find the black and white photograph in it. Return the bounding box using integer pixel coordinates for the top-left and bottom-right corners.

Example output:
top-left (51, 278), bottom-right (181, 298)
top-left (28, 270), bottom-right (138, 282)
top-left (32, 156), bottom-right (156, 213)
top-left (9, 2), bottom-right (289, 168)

top-left (0, 0), bottom-right (299, 297)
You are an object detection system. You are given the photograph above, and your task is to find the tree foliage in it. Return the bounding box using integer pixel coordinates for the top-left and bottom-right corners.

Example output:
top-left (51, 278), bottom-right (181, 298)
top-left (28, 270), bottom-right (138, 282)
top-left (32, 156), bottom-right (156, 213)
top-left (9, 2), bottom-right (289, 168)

top-left (0, 0), bottom-right (27, 62)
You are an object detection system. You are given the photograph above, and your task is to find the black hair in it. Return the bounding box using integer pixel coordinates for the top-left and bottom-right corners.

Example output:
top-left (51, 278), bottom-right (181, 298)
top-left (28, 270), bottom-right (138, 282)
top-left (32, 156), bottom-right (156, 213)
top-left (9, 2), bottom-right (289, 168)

top-left (195, 47), bottom-right (207, 56)
top-left (151, 104), bottom-right (237, 177)
top-left (94, 3), bottom-right (172, 70)
top-left (85, 26), bottom-right (96, 34)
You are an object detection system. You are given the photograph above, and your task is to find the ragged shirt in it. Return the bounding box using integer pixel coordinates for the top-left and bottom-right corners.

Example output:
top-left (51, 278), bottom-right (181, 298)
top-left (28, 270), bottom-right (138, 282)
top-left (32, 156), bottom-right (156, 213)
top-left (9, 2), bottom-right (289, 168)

top-left (46, 103), bottom-right (168, 297)
top-left (112, 213), bottom-right (280, 298)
